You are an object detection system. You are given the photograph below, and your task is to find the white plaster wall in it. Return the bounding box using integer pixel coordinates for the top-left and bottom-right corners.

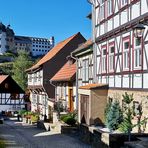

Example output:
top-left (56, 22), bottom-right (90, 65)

top-left (143, 73), bottom-right (148, 88)
top-left (108, 76), bottom-right (114, 87)
top-left (141, 0), bottom-right (148, 15)
top-left (122, 75), bottom-right (130, 88)
top-left (131, 2), bottom-right (140, 20)
top-left (115, 75), bottom-right (121, 87)
top-left (121, 10), bottom-right (128, 25)
top-left (133, 74), bottom-right (142, 88)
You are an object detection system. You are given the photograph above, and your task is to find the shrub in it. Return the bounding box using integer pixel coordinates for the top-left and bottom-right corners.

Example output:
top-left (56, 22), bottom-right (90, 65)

top-left (19, 110), bottom-right (27, 116)
top-left (60, 114), bottom-right (68, 121)
top-left (63, 116), bottom-right (76, 126)
top-left (61, 113), bottom-right (76, 126)
top-left (31, 115), bottom-right (39, 122)
top-left (106, 100), bottom-right (123, 131)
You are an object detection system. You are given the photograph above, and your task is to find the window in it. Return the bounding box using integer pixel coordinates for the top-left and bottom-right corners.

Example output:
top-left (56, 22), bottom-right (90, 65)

top-left (82, 59), bottom-right (89, 82)
top-left (134, 38), bottom-right (142, 69)
top-left (109, 43), bottom-right (115, 72)
top-left (102, 46), bottom-right (107, 73)
top-left (34, 73), bottom-right (37, 82)
top-left (120, 0), bottom-right (128, 7)
top-left (107, 0), bottom-right (113, 16)
top-left (29, 74), bottom-right (32, 82)
top-left (100, 0), bottom-right (105, 20)
top-left (123, 37), bottom-right (130, 70)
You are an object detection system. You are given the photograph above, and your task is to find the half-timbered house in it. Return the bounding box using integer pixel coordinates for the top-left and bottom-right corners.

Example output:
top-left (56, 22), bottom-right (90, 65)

top-left (88, 0), bottom-right (148, 130)
top-left (26, 33), bottom-right (86, 119)
top-left (50, 57), bottom-right (76, 112)
top-left (0, 75), bottom-right (25, 112)
top-left (73, 39), bottom-right (108, 125)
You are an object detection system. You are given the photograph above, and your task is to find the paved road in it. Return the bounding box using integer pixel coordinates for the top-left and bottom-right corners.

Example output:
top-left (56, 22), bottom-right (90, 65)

top-left (0, 119), bottom-right (91, 148)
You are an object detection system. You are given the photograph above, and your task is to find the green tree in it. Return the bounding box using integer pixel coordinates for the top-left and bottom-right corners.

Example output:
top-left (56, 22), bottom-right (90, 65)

top-left (105, 100), bottom-right (123, 131)
top-left (119, 92), bottom-right (134, 141)
top-left (104, 98), bottom-right (112, 125)
top-left (12, 51), bottom-right (33, 91)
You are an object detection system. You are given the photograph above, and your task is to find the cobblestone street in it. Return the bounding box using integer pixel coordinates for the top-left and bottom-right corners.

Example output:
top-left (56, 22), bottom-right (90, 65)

top-left (0, 118), bottom-right (91, 148)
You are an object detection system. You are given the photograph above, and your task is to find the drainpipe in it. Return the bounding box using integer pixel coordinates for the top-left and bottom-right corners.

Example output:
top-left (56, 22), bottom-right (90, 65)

top-left (71, 52), bottom-right (79, 111)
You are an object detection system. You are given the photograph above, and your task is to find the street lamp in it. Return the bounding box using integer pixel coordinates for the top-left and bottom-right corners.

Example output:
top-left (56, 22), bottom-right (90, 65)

top-left (133, 23), bottom-right (145, 38)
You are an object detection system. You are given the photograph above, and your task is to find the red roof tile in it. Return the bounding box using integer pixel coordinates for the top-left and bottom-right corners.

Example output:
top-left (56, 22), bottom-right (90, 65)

top-left (0, 75), bottom-right (8, 84)
top-left (51, 62), bottom-right (76, 82)
top-left (27, 32), bottom-right (80, 71)
top-left (79, 83), bottom-right (108, 90)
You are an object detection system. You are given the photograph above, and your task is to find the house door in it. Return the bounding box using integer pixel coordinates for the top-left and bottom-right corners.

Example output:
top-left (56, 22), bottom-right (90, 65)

top-left (68, 88), bottom-right (74, 112)
top-left (80, 95), bottom-right (89, 124)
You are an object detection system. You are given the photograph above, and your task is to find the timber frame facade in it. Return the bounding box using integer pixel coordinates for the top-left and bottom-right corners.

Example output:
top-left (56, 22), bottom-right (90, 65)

top-left (87, 0), bottom-right (148, 130)
top-left (0, 75), bottom-right (25, 111)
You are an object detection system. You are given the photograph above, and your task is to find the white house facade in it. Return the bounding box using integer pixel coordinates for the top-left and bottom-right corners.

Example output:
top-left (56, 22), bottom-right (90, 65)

top-left (87, 0), bottom-right (148, 130)
top-left (27, 69), bottom-right (48, 119)
top-left (31, 37), bottom-right (54, 57)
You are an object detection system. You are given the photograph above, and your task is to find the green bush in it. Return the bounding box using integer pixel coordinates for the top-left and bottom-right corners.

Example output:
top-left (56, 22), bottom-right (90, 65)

top-left (19, 110), bottom-right (27, 116)
top-left (61, 115), bottom-right (76, 126)
top-left (65, 117), bottom-right (76, 126)
top-left (31, 115), bottom-right (39, 122)
top-left (60, 114), bottom-right (68, 121)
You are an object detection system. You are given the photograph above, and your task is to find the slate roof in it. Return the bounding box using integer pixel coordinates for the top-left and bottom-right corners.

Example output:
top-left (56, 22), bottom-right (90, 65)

top-left (26, 32), bottom-right (82, 71)
top-left (50, 61), bottom-right (76, 82)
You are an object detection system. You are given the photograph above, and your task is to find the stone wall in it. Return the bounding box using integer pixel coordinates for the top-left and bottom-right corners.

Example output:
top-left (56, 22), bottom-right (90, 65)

top-left (78, 124), bottom-right (148, 148)
top-left (108, 89), bottom-right (148, 132)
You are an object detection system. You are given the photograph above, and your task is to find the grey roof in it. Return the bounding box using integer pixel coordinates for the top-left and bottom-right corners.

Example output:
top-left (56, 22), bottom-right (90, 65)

top-left (0, 22), bottom-right (6, 32)
top-left (15, 36), bottom-right (32, 43)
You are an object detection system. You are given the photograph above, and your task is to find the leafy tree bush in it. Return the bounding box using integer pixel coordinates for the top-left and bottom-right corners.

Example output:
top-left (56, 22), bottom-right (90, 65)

top-left (62, 116), bottom-right (76, 126)
top-left (12, 50), bottom-right (33, 90)
top-left (60, 111), bottom-right (77, 126)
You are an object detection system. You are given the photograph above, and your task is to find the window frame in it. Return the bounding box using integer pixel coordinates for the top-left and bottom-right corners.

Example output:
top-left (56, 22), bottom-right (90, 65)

top-left (120, 0), bottom-right (128, 9)
top-left (122, 36), bottom-right (130, 72)
top-left (108, 41), bottom-right (115, 73)
top-left (100, 0), bottom-right (106, 21)
top-left (101, 45), bottom-right (107, 74)
top-left (107, 0), bottom-right (114, 17)
top-left (82, 59), bottom-right (89, 82)
top-left (133, 37), bottom-right (143, 70)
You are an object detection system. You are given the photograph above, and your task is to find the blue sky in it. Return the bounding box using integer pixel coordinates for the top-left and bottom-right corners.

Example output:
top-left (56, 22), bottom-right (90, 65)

top-left (0, 0), bottom-right (91, 44)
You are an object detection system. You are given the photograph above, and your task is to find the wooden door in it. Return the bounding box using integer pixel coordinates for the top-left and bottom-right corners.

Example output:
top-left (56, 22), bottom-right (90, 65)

top-left (68, 88), bottom-right (74, 112)
top-left (80, 95), bottom-right (89, 124)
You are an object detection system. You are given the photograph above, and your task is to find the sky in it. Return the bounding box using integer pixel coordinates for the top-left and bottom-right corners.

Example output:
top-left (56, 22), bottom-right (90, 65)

top-left (0, 0), bottom-right (91, 44)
